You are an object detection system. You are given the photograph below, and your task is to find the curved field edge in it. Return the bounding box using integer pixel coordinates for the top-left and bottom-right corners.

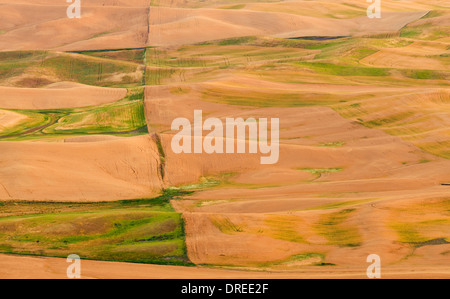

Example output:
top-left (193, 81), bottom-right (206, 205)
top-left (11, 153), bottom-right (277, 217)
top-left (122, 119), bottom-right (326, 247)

top-left (0, 88), bottom-right (148, 141)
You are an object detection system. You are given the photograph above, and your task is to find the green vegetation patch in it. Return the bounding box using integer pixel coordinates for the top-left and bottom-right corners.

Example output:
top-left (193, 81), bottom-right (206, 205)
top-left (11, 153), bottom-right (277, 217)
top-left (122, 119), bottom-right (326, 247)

top-left (43, 54), bottom-right (142, 87)
top-left (296, 62), bottom-right (390, 77)
top-left (199, 36), bottom-right (258, 46)
top-left (45, 99), bottom-right (146, 135)
top-left (400, 22), bottom-right (449, 41)
top-left (0, 88), bottom-right (147, 141)
top-left (400, 69), bottom-right (445, 80)
top-left (278, 253), bottom-right (334, 266)
top-left (145, 68), bottom-right (178, 85)
top-left (363, 111), bottom-right (415, 128)
top-left (418, 141), bottom-right (450, 160)
top-left (314, 209), bottom-right (362, 247)
top-left (168, 173), bottom-right (237, 191)
top-left (391, 221), bottom-right (450, 248)
top-left (0, 190), bottom-right (193, 265)
top-left (0, 51), bottom-right (143, 88)
top-left (218, 36), bottom-right (258, 46)
top-left (79, 49), bottom-right (146, 64)
top-left (210, 216), bottom-right (244, 234)
top-left (264, 215), bottom-right (306, 244)
top-left (0, 51), bottom-right (48, 83)
top-left (147, 48), bottom-right (209, 68)
top-left (391, 222), bottom-right (431, 244)
top-left (0, 110), bottom-right (50, 138)
top-left (390, 198), bottom-right (450, 246)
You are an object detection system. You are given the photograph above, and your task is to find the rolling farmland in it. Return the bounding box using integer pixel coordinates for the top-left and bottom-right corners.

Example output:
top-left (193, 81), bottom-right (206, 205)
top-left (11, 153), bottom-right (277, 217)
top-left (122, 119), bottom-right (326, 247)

top-left (0, 0), bottom-right (449, 279)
